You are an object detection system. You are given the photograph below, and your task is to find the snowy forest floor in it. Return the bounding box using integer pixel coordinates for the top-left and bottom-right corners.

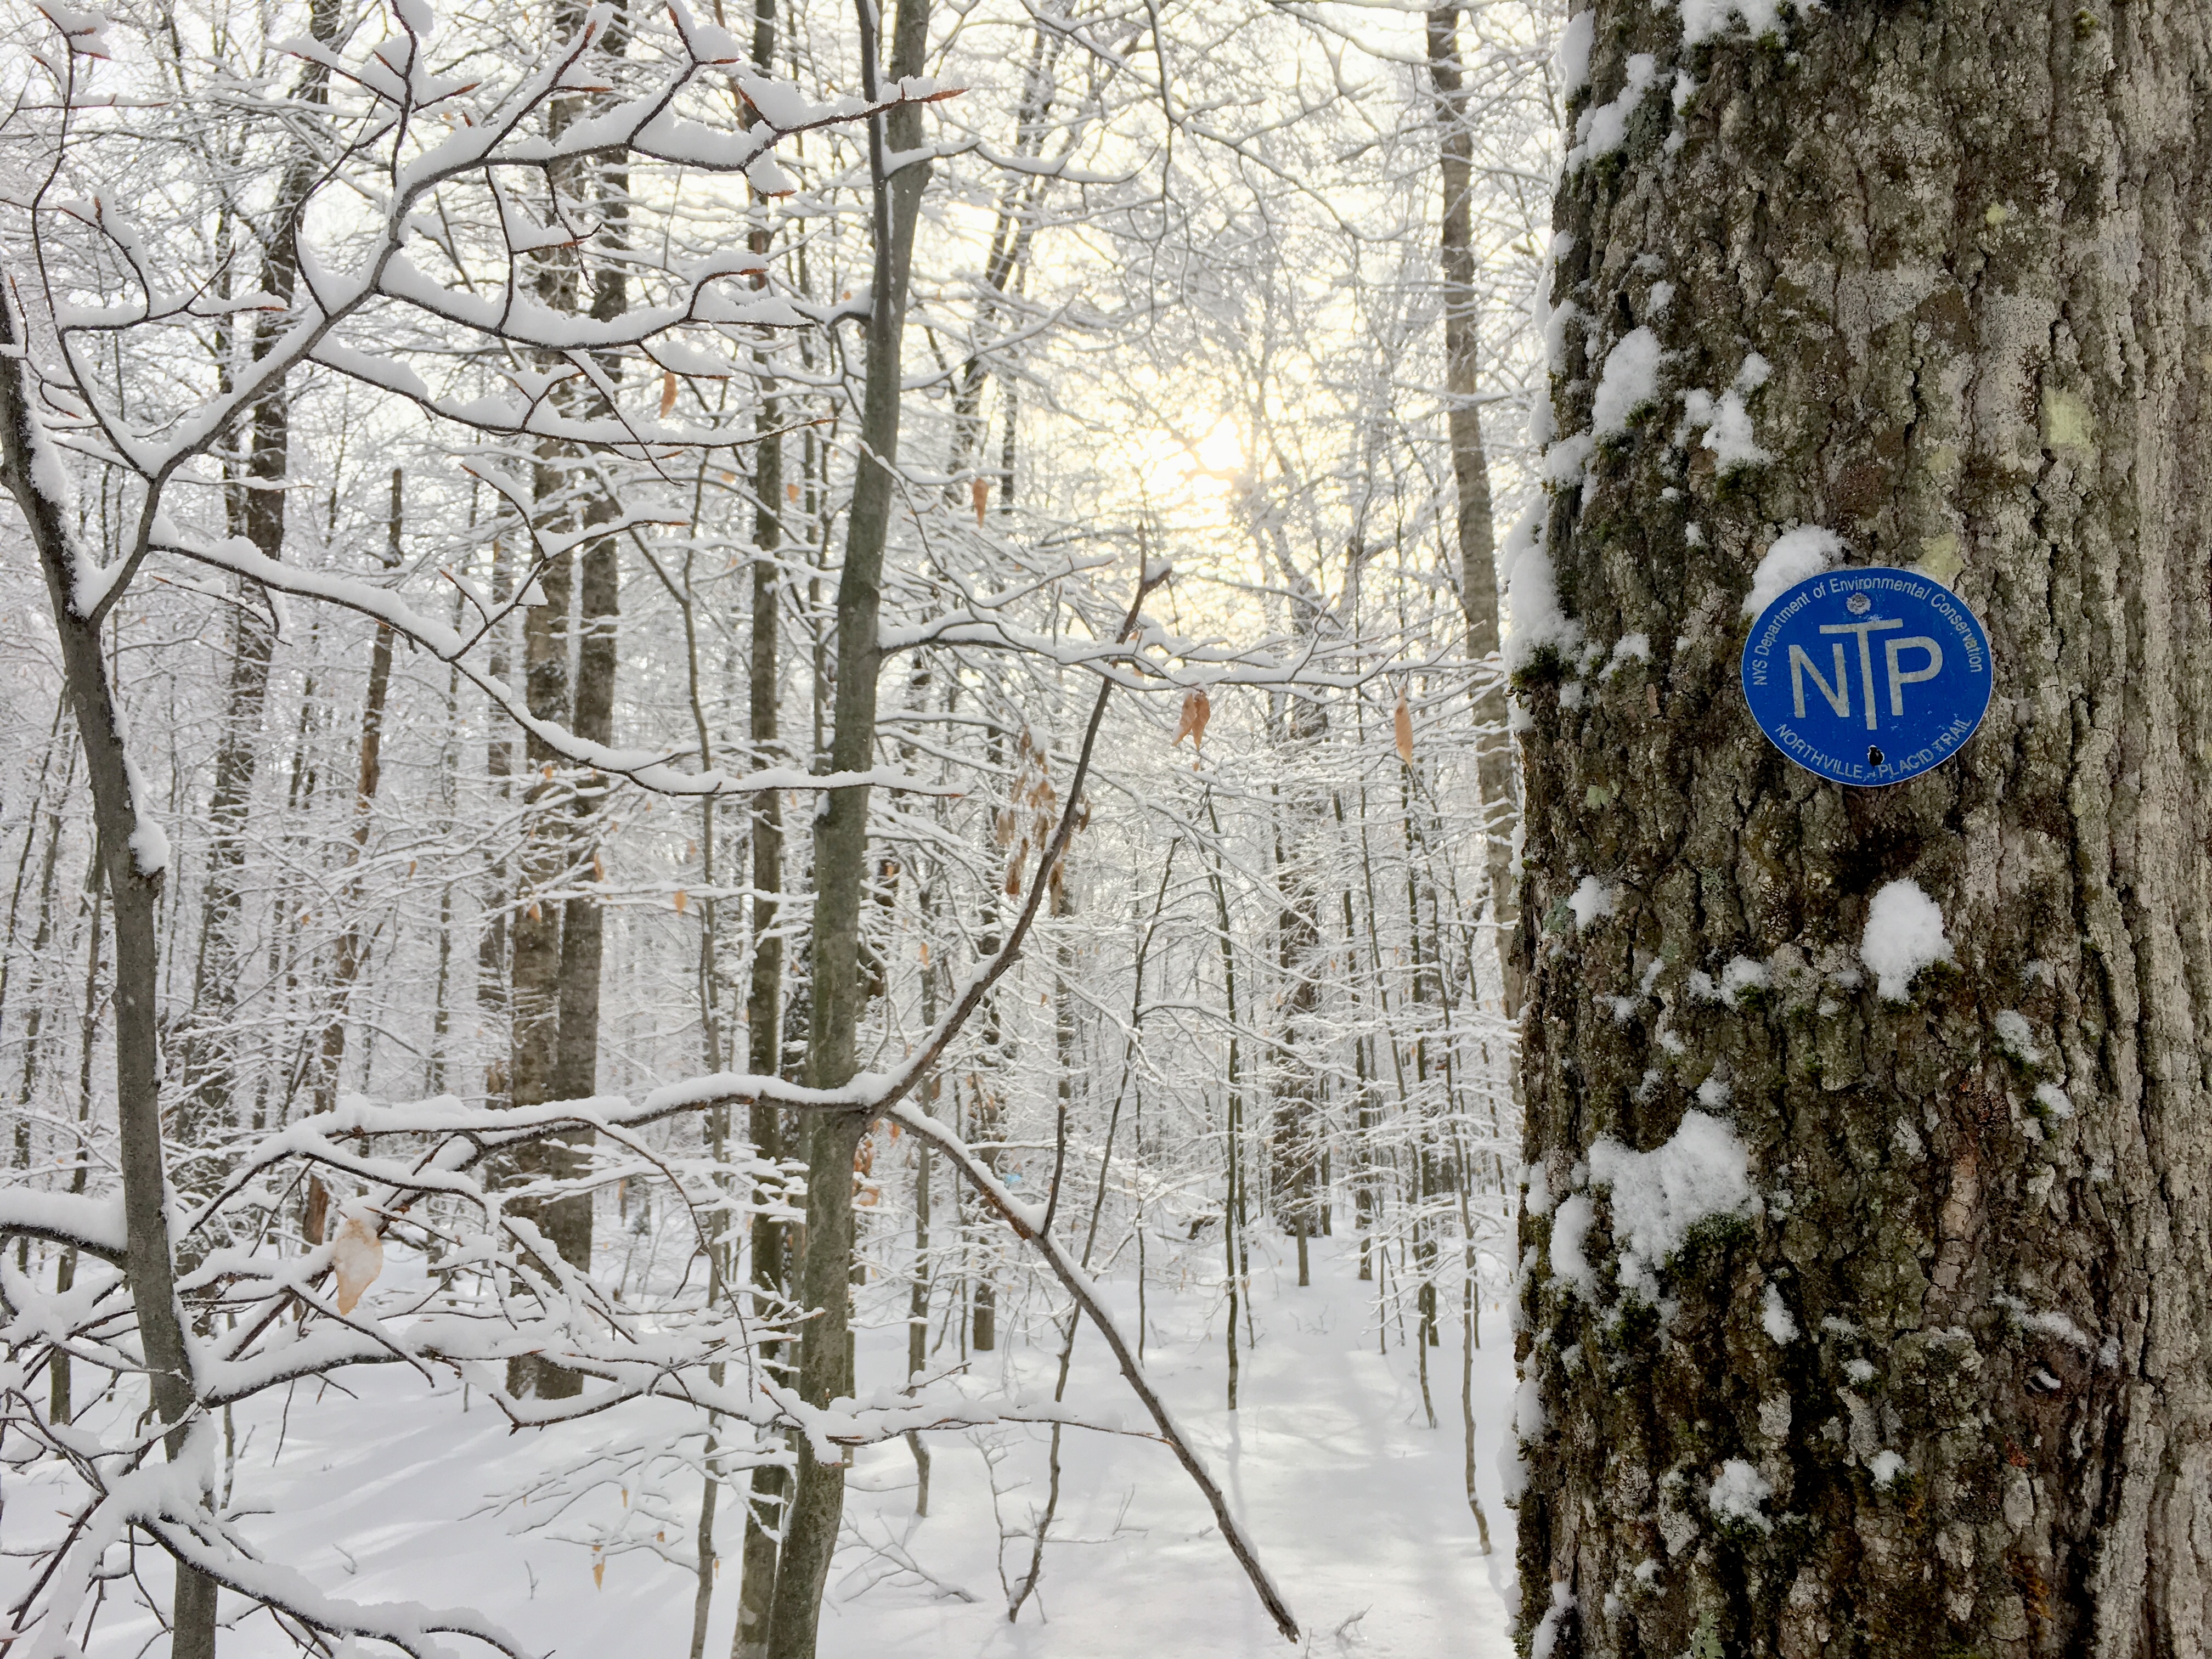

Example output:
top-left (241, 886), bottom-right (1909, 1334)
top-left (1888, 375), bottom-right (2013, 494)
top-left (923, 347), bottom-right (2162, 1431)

top-left (31, 1227), bottom-right (1517, 1658)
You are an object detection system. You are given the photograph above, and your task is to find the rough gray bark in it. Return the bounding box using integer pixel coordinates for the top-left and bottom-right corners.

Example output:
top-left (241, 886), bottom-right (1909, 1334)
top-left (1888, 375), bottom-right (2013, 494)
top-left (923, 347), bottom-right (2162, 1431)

top-left (509, 472), bottom-right (575, 1111)
top-left (1426, 4), bottom-right (1518, 1017)
top-left (2, 303), bottom-right (219, 1659)
top-left (732, 570), bottom-right (786, 1659)
top-left (1513, 3), bottom-right (2212, 1655)
top-left (761, 0), bottom-right (930, 1649)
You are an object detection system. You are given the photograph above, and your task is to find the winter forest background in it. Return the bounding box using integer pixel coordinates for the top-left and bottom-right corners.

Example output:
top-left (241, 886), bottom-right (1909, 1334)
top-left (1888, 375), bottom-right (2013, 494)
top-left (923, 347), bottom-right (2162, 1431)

top-left (0, 0), bottom-right (1560, 1652)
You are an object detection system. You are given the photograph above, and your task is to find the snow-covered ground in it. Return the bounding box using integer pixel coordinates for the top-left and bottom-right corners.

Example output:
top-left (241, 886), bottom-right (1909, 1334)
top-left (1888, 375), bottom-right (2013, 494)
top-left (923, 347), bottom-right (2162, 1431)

top-left (828, 1232), bottom-right (1519, 1658)
top-left (32, 1229), bottom-right (1516, 1658)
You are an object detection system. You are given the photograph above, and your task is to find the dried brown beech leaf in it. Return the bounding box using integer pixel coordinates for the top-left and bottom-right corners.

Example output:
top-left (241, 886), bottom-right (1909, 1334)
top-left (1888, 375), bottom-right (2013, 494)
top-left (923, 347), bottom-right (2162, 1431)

top-left (1394, 695), bottom-right (1414, 764)
top-left (332, 1214), bottom-right (383, 1316)
top-left (1172, 689), bottom-right (1212, 750)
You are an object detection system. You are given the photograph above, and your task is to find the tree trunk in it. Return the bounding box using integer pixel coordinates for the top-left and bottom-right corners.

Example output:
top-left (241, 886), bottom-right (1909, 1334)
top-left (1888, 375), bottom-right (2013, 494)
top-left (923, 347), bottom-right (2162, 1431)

top-left (181, 0), bottom-right (344, 1164)
top-left (507, 3), bottom-right (625, 1399)
top-left (306, 469), bottom-right (401, 1115)
top-left (428, 578), bottom-right (466, 1095)
top-left (504, 413), bottom-right (576, 1397)
top-left (1426, 5), bottom-right (1519, 1018)
top-left (52, 871), bottom-right (106, 1429)
top-left (1266, 726), bottom-right (1325, 1266)
top-left (967, 726), bottom-right (1010, 1356)
top-left (543, 495), bottom-right (619, 1283)
top-left (509, 444), bottom-right (575, 1118)
top-left (2, 305), bottom-right (219, 1659)
top-left (763, 0), bottom-right (930, 1646)
top-left (544, 98), bottom-right (630, 1304)
top-left (9, 741), bottom-right (73, 1188)
top-left (1455, 1131), bottom-right (1492, 1554)
top-left (941, 20), bottom-right (1060, 495)
top-left (905, 876), bottom-right (941, 1516)
top-left (0, 708), bottom-right (70, 1081)
top-left (541, 507), bottom-right (613, 1286)
top-left (736, 68), bottom-right (791, 1641)
top-left (478, 532), bottom-right (515, 1109)
top-left (1513, 4), bottom-right (2212, 1654)
top-left (1201, 794), bottom-right (1246, 1411)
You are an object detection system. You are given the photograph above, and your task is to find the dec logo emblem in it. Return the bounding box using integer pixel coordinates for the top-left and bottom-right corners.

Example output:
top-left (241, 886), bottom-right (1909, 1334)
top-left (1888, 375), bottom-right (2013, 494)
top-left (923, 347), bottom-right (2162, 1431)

top-left (1740, 567), bottom-right (1993, 787)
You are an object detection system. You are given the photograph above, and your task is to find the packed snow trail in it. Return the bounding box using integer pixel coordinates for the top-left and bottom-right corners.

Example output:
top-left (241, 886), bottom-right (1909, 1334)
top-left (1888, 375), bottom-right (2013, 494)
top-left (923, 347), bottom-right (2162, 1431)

top-left (828, 1231), bottom-right (1518, 1656)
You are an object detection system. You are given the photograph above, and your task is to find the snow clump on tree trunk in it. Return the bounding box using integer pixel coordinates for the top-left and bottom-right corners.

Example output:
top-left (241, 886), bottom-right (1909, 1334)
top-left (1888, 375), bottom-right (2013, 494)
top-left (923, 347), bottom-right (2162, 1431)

top-left (1585, 1110), bottom-right (1759, 1302)
top-left (1549, 1192), bottom-right (1596, 1297)
top-left (1740, 525), bottom-right (1842, 617)
top-left (1567, 874), bottom-right (1615, 929)
top-left (1707, 1458), bottom-right (1774, 1532)
top-left (1554, 9), bottom-right (1593, 98)
top-left (1589, 325), bottom-right (1664, 436)
top-left (1530, 1582), bottom-right (1577, 1659)
top-left (1859, 879), bottom-right (1953, 1000)
top-left (1502, 503), bottom-right (1585, 674)
top-left (1761, 1282), bottom-right (1799, 1344)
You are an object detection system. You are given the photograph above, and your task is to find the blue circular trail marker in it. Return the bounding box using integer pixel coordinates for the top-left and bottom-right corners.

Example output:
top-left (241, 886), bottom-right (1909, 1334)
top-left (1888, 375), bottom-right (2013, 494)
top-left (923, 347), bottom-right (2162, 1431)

top-left (1741, 566), bottom-right (1993, 787)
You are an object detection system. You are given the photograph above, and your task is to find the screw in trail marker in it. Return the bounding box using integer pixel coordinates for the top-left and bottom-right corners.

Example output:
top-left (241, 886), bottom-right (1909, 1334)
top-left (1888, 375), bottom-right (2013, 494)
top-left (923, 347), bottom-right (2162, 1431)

top-left (1740, 566), bottom-right (1993, 787)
